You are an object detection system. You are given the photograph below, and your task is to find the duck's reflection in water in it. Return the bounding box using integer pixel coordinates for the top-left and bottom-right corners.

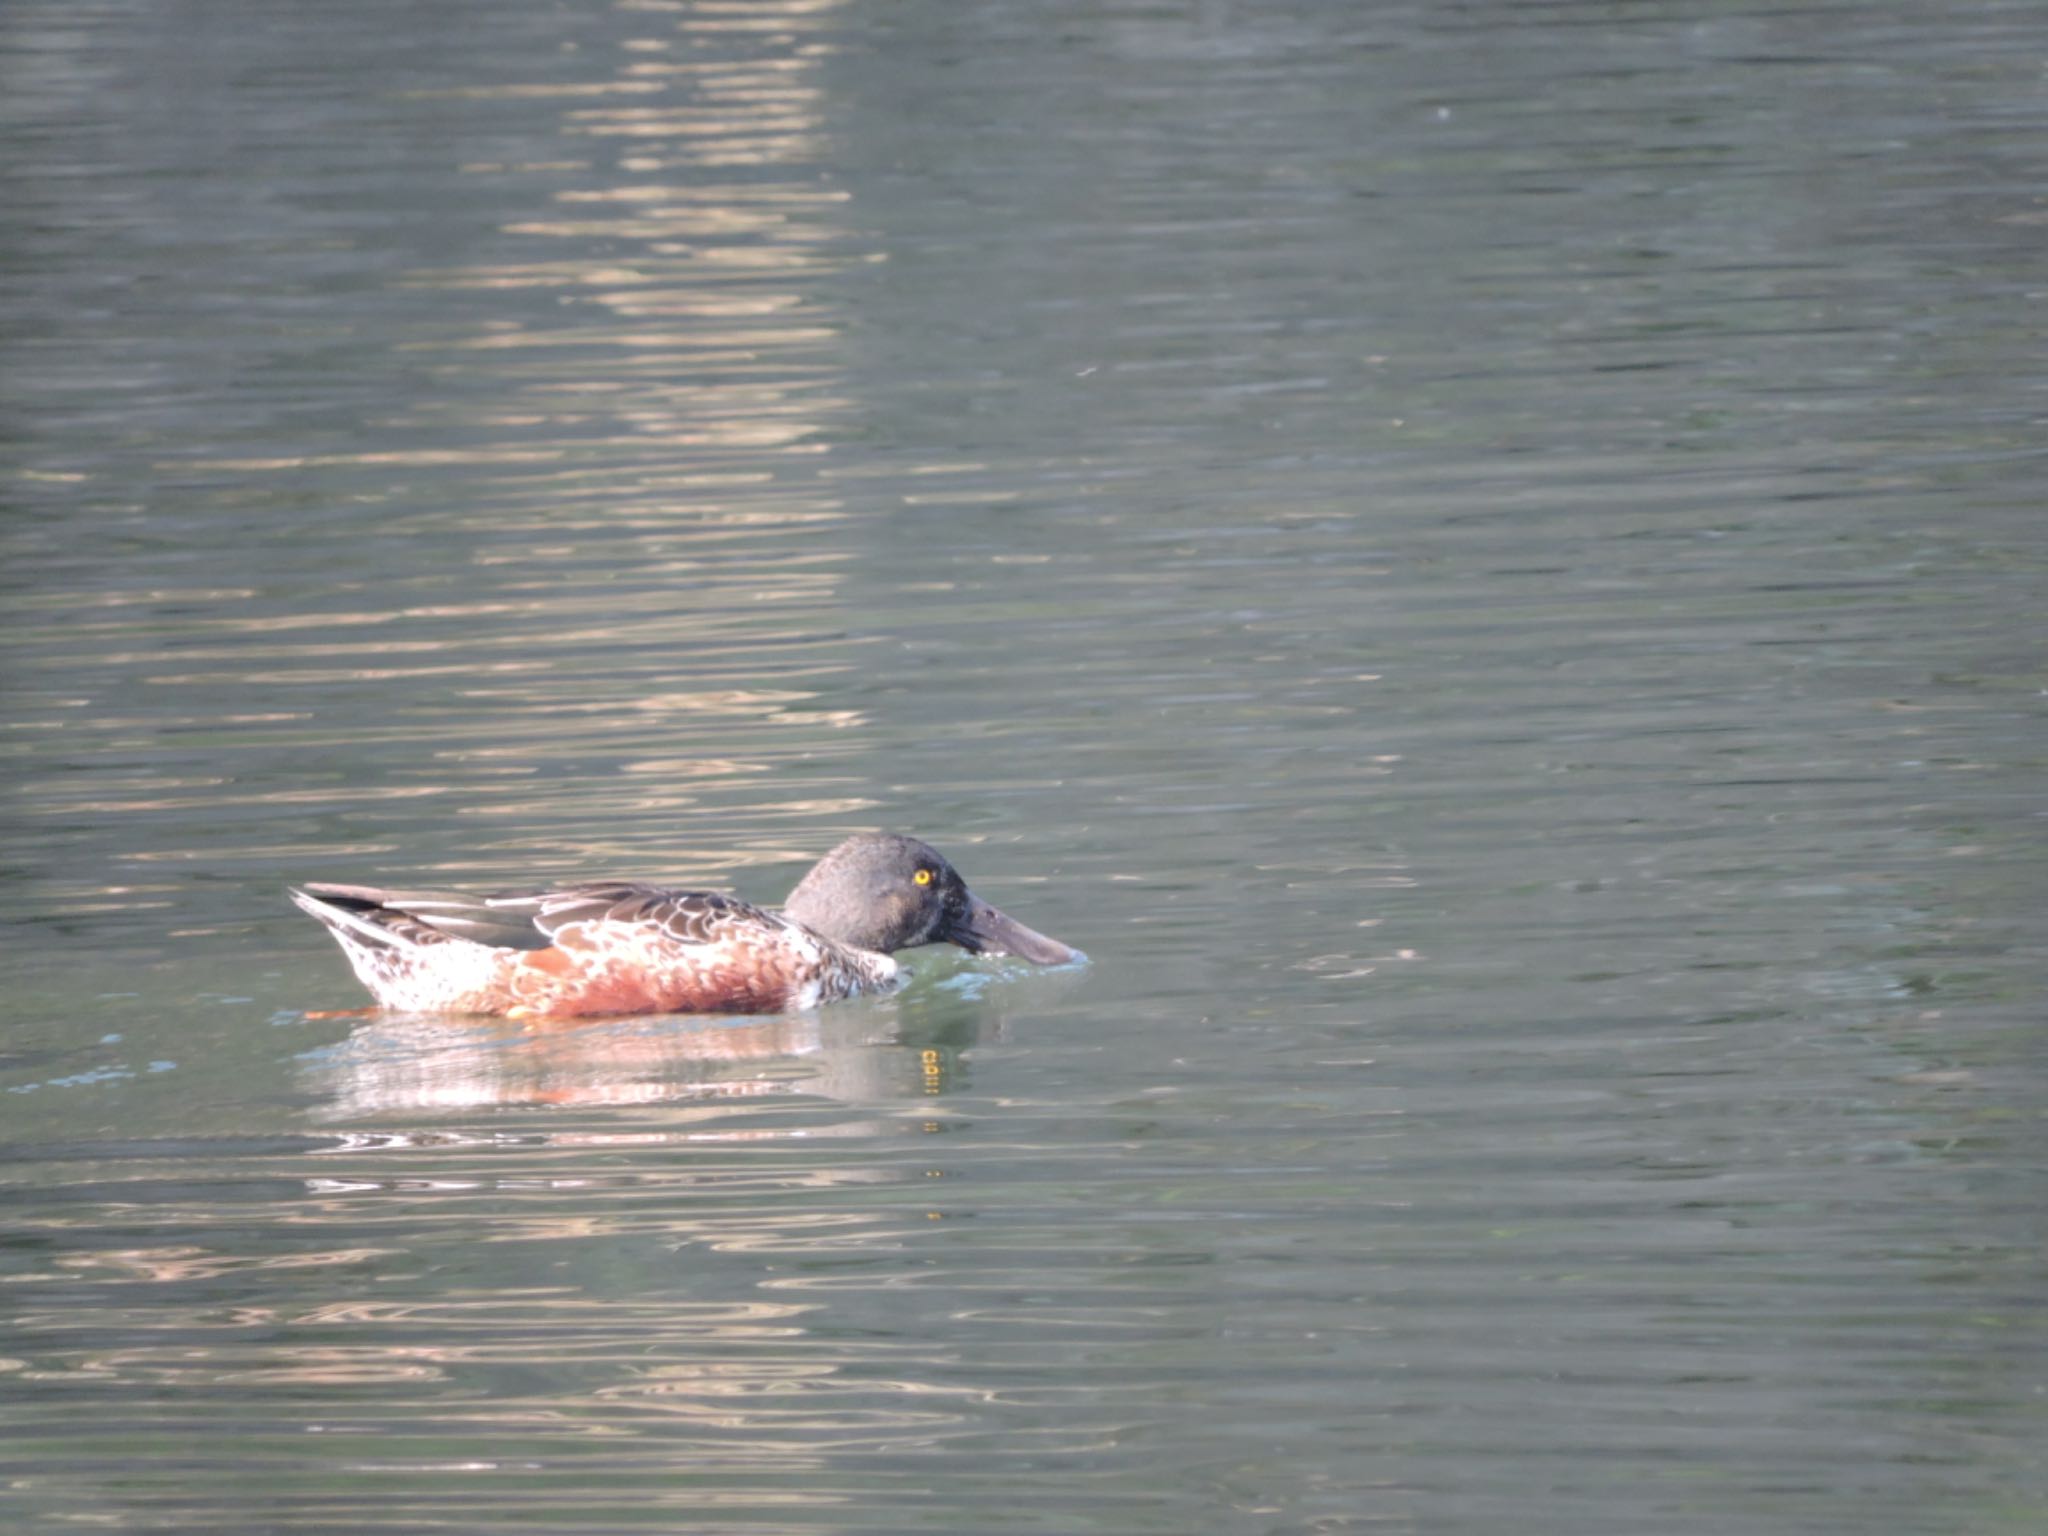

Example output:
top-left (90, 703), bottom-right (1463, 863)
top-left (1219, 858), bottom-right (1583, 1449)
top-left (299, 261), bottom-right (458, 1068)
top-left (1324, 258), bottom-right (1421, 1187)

top-left (300, 968), bottom-right (1074, 1120)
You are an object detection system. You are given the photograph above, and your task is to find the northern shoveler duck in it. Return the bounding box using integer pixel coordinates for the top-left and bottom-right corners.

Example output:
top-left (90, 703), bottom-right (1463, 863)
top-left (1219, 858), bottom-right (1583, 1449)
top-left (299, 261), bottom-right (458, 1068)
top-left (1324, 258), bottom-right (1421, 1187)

top-left (290, 832), bottom-right (1076, 1019)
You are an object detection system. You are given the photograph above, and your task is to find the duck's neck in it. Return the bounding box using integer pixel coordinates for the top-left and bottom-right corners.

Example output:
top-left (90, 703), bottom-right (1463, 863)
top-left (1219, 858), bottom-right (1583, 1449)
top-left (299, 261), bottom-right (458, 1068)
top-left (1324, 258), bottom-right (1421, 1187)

top-left (784, 870), bottom-right (886, 953)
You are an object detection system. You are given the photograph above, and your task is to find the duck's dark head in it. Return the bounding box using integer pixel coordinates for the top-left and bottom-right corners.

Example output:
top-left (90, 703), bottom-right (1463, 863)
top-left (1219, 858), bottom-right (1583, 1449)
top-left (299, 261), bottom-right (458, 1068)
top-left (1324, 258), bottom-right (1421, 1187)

top-left (783, 833), bottom-right (1076, 964)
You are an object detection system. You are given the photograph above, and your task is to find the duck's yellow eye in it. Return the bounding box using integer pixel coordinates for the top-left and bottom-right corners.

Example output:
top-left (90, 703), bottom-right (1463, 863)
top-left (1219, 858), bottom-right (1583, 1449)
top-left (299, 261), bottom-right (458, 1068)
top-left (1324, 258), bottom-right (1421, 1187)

top-left (913, 868), bottom-right (934, 886)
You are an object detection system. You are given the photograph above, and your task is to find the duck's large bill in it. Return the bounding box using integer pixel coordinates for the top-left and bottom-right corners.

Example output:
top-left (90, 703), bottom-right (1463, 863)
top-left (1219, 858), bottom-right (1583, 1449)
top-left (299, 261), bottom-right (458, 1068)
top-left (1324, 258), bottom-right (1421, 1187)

top-left (947, 895), bottom-right (1077, 965)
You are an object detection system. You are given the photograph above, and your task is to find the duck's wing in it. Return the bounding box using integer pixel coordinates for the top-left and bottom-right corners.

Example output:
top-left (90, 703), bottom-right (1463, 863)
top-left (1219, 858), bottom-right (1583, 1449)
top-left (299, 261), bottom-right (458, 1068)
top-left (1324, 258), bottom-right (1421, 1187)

top-left (481, 883), bottom-right (788, 949)
top-left (295, 880), bottom-right (803, 960)
top-left (294, 881), bottom-right (555, 951)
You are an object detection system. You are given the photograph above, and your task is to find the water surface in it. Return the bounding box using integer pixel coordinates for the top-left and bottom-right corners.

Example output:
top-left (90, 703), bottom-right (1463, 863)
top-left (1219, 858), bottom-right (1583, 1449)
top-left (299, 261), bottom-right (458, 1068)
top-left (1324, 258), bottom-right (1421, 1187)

top-left (3, 1), bottom-right (2045, 1532)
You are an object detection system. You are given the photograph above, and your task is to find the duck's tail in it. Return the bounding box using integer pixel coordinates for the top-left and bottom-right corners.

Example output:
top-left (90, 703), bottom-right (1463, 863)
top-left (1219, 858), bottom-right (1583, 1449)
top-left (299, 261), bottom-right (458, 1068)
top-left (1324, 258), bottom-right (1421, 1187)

top-left (289, 884), bottom-right (514, 1012)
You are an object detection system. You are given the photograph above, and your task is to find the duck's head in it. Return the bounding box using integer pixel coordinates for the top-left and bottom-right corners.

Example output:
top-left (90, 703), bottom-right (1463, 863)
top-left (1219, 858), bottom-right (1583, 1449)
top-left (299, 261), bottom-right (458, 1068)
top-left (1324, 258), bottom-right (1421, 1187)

top-left (783, 833), bottom-right (1076, 964)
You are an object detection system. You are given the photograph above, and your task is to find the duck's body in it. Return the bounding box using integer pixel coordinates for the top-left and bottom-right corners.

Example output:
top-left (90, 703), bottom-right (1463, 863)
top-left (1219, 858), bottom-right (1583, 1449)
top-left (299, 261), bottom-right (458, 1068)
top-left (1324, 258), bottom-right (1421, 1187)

top-left (289, 881), bottom-right (901, 1017)
top-left (291, 833), bottom-right (1073, 1019)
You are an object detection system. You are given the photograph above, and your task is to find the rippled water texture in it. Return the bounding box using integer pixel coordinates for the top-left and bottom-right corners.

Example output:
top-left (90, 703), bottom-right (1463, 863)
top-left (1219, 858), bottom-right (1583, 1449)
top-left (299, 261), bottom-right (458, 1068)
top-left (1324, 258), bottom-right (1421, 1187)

top-left (3, 1), bottom-right (2045, 1532)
